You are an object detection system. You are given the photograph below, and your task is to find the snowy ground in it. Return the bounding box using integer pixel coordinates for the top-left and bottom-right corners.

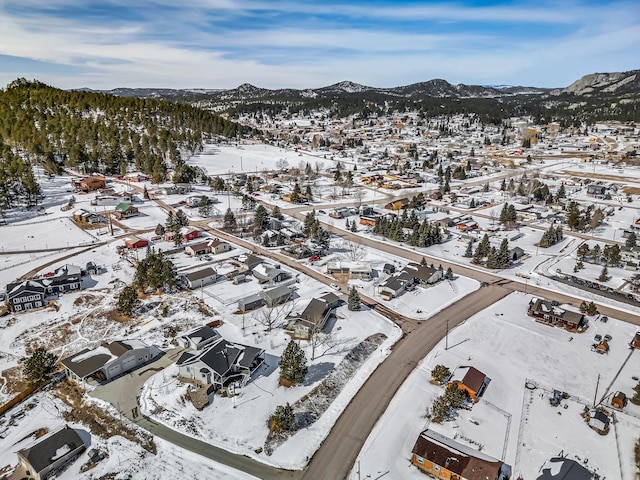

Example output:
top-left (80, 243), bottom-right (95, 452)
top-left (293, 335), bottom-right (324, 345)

top-left (351, 292), bottom-right (640, 480)
top-left (0, 392), bottom-right (256, 480)
top-left (140, 304), bottom-right (401, 470)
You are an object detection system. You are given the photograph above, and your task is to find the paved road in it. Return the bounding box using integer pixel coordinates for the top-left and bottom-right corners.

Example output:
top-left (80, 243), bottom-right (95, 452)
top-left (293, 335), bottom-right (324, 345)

top-left (301, 284), bottom-right (511, 480)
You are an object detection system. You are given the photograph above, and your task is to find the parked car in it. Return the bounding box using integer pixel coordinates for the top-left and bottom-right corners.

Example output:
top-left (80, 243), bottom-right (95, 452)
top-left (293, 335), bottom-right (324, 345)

top-left (604, 334), bottom-right (612, 342)
top-left (594, 334), bottom-right (602, 342)
top-left (308, 255), bottom-right (321, 262)
top-left (330, 283), bottom-right (340, 291)
top-left (600, 316), bottom-right (608, 323)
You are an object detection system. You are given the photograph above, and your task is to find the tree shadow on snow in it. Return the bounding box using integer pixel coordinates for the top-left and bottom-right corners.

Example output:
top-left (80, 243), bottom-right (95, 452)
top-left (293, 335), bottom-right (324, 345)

top-left (303, 362), bottom-right (334, 386)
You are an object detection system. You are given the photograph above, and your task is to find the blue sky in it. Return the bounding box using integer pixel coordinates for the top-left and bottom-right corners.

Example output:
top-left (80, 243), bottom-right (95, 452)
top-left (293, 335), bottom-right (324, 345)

top-left (1, 0), bottom-right (638, 89)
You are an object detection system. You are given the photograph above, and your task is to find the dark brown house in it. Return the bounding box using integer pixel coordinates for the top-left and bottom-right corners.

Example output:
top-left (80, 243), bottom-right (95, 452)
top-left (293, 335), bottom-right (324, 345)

top-left (527, 297), bottom-right (585, 331)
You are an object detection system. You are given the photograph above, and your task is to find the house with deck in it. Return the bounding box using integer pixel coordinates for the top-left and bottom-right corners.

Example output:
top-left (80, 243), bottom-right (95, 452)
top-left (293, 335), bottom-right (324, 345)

top-left (411, 429), bottom-right (511, 479)
top-left (527, 297), bottom-right (585, 330)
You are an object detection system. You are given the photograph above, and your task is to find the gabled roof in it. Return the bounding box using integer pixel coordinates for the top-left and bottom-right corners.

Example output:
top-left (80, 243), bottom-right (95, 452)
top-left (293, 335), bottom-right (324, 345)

top-left (60, 340), bottom-right (150, 378)
top-left (177, 339), bottom-right (264, 377)
top-left (261, 284), bottom-right (291, 303)
top-left (450, 366), bottom-right (486, 393)
top-left (179, 326), bottom-right (221, 344)
top-left (412, 429), bottom-right (505, 480)
top-left (18, 425), bottom-right (84, 474)
top-left (184, 267), bottom-right (217, 283)
top-left (115, 202), bottom-right (134, 212)
top-left (6, 280), bottom-right (46, 297)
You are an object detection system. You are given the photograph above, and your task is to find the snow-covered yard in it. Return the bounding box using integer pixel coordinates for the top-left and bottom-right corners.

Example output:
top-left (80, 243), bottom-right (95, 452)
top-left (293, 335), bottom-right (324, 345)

top-left (351, 291), bottom-right (640, 479)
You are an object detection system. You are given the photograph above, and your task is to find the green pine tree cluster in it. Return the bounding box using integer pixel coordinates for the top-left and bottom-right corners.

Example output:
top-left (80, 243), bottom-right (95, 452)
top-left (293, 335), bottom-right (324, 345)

top-left (372, 211), bottom-right (442, 247)
top-left (347, 286), bottom-right (361, 311)
top-left (473, 235), bottom-right (511, 269)
top-left (430, 383), bottom-right (467, 423)
top-left (538, 225), bottom-right (564, 247)
top-left (499, 203), bottom-right (517, 227)
top-left (269, 403), bottom-right (295, 432)
top-left (134, 248), bottom-right (176, 292)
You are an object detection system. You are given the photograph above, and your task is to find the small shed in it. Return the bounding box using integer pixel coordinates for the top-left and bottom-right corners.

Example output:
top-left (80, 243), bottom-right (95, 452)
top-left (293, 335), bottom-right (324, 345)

top-left (124, 236), bottom-right (148, 249)
top-left (633, 332), bottom-right (640, 349)
top-left (588, 410), bottom-right (610, 432)
top-left (611, 391), bottom-right (627, 409)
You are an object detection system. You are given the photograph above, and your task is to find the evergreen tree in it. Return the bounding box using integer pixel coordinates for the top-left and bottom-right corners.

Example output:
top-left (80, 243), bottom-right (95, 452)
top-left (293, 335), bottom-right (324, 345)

top-left (279, 340), bottom-right (308, 385)
top-left (577, 243), bottom-right (590, 260)
top-left (143, 185), bottom-right (150, 200)
top-left (291, 183), bottom-right (303, 203)
top-left (557, 183), bottom-right (566, 199)
top-left (497, 238), bottom-right (511, 268)
top-left (586, 301), bottom-right (598, 316)
top-left (271, 205), bottom-right (283, 220)
top-left (445, 267), bottom-right (454, 280)
top-left (347, 286), bottom-right (361, 311)
top-left (269, 403), bottom-right (294, 432)
top-left (463, 241), bottom-right (474, 258)
top-left (198, 196), bottom-right (212, 217)
top-left (477, 234), bottom-right (490, 257)
top-left (172, 225), bottom-right (183, 246)
top-left (155, 223), bottom-right (165, 236)
top-left (22, 348), bottom-right (58, 385)
top-left (117, 285), bottom-right (140, 316)
top-left (591, 244), bottom-right (602, 263)
top-left (485, 246), bottom-right (498, 269)
top-left (223, 208), bottom-right (237, 231)
top-left (350, 220), bottom-right (358, 232)
top-left (631, 380), bottom-right (640, 406)
top-left (175, 209), bottom-right (189, 227)
top-left (566, 201), bottom-right (581, 230)
top-left (254, 204), bottom-right (269, 231)
top-left (598, 265), bottom-right (609, 282)
top-left (626, 231), bottom-right (637, 248)
top-left (431, 365), bottom-right (451, 384)
top-left (262, 234), bottom-right (271, 247)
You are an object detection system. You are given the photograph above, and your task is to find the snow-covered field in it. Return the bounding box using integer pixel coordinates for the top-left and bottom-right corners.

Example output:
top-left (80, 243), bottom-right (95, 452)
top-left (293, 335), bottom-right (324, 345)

top-left (351, 292), bottom-right (640, 479)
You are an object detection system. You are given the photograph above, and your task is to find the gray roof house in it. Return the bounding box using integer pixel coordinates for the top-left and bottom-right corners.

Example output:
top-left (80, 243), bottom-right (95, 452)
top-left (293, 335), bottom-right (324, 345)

top-left (6, 280), bottom-right (46, 312)
top-left (61, 339), bottom-right (154, 384)
top-left (252, 264), bottom-right (292, 285)
top-left (237, 293), bottom-right (266, 312)
top-left (177, 338), bottom-right (265, 392)
top-left (18, 425), bottom-right (86, 480)
top-left (286, 292), bottom-right (340, 339)
top-left (183, 267), bottom-right (218, 289)
top-left (239, 254), bottom-right (264, 272)
top-left (177, 326), bottom-right (222, 350)
top-left (379, 272), bottom-right (413, 300)
top-left (261, 284), bottom-right (292, 308)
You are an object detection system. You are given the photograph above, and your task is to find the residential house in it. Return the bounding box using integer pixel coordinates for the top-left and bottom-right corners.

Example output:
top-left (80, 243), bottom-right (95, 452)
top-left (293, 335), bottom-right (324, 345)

top-left (114, 203), bottom-right (139, 219)
top-left (383, 263), bottom-right (396, 275)
top-left (359, 215), bottom-right (379, 227)
top-left (286, 292), bottom-right (340, 339)
top-left (124, 172), bottom-right (150, 182)
top-left (384, 197), bottom-right (410, 211)
top-left (164, 226), bottom-right (201, 244)
top-left (326, 261), bottom-right (372, 281)
top-left (252, 264), bottom-right (292, 285)
top-left (5, 280), bottom-right (46, 312)
top-left (124, 236), bottom-right (148, 249)
top-left (238, 254), bottom-right (264, 272)
top-left (588, 410), bottom-right (610, 433)
top-left (633, 332), bottom-right (640, 349)
top-left (42, 264), bottom-right (82, 294)
top-left (509, 246), bottom-right (526, 262)
top-left (527, 297), bottom-right (585, 330)
top-left (411, 429), bottom-right (511, 480)
top-left (17, 425), bottom-right (86, 480)
top-left (176, 338), bottom-right (265, 391)
top-left (237, 293), bottom-right (265, 312)
top-left (184, 238), bottom-right (230, 257)
top-left (403, 263), bottom-right (443, 286)
top-left (183, 267), bottom-right (218, 289)
top-left (74, 176), bottom-right (105, 192)
top-left (261, 284), bottom-right (292, 308)
top-left (61, 339), bottom-right (154, 384)
top-left (72, 208), bottom-right (106, 225)
top-left (379, 272), bottom-right (413, 300)
top-left (91, 193), bottom-right (134, 206)
top-left (177, 326), bottom-right (222, 350)
top-left (448, 365), bottom-right (490, 401)
top-left (586, 185), bottom-right (607, 197)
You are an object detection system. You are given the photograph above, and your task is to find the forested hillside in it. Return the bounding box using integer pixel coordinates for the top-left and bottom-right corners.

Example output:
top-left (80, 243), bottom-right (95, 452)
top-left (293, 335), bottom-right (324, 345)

top-left (0, 78), bottom-right (256, 212)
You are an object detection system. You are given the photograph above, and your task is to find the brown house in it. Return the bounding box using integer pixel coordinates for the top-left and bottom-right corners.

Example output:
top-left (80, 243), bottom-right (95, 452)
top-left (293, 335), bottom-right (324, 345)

top-left (359, 215), bottom-right (379, 227)
top-left (384, 197), bottom-right (410, 211)
top-left (632, 331), bottom-right (640, 349)
top-left (74, 176), bottom-right (105, 192)
top-left (411, 429), bottom-right (510, 480)
top-left (527, 297), bottom-right (585, 331)
top-left (448, 366), bottom-right (489, 401)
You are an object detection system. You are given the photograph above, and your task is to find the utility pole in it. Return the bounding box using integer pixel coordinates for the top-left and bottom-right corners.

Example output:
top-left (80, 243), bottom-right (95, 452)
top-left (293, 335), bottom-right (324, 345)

top-left (593, 373), bottom-right (600, 407)
top-left (445, 319), bottom-right (449, 350)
